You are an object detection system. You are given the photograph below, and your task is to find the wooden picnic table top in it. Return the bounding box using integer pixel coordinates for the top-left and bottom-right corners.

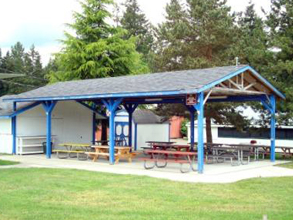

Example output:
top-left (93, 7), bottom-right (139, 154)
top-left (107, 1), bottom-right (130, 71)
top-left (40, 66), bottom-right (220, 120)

top-left (59, 143), bottom-right (91, 148)
top-left (144, 149), bottom-right (197, 156)
top-left (92, 145), bottom-right (131, 150)
top-left (146, 141), bottom-right (175, 145)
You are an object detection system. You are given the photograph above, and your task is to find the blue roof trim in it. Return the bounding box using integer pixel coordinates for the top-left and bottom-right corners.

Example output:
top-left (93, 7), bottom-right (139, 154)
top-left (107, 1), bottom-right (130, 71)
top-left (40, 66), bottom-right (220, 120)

top-left (3, 90), bottom-right (185, 102)
top-left (197, 65), bottom-right (285, 99)
top-left (0, 115), bottom-right (11, 119)
top-left (248, 66), bottom-right (285, 99)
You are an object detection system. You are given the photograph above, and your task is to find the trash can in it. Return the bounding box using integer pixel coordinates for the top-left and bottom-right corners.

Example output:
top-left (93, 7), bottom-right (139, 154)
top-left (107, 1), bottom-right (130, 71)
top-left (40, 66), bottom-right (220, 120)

top-left (42, 142), bottom-right (53, 154)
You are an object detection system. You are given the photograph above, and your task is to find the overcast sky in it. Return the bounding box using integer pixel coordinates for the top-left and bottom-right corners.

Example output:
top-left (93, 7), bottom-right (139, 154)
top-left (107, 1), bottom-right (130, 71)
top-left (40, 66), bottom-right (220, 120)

top-left (0, 0), bottom-right (271, 65)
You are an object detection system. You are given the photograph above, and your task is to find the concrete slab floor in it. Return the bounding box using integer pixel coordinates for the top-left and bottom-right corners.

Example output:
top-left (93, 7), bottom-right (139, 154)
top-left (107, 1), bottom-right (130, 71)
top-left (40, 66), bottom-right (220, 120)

top-left (1, 154), bottom-right (293, 183)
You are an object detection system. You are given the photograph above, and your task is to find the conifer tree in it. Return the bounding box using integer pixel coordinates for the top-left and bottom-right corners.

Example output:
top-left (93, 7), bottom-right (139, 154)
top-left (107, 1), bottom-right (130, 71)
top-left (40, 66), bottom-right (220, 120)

top-left (266, 0), bottom-right (293, 124)
top-left (49, 0), bottom-right (148, 83)
top-left (121, 0), bottom-right (154, 62)
top-left (154, 0), bottom-right (249, 143)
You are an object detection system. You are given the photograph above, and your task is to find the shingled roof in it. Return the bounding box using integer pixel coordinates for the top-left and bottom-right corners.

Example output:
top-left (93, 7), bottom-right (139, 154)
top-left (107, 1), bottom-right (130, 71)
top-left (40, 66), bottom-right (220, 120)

top-left (4, 65), bottom-right (285, 102)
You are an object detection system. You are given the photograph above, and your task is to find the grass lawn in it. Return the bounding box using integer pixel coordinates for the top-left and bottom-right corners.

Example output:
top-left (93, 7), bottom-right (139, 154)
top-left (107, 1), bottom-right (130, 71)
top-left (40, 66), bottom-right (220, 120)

top-left (0, 169), bottom-right (293, 220)
top-left (0, 159), bottom-right (19, 166)
top-left (277, 162), bottom-right (293, 169)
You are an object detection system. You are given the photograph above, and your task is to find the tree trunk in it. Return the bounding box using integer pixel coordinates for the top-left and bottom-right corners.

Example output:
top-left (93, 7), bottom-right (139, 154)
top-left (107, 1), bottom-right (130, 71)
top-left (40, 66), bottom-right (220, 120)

top-left (101, 119), bottom-right (108, 144)
top-left (205, 115), bottom-right (213, 144)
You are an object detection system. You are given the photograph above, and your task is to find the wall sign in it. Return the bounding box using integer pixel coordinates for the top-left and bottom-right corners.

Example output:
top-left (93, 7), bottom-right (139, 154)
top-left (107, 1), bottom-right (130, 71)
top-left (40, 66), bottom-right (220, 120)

top-left (186, 94), bottom-right (197, 105)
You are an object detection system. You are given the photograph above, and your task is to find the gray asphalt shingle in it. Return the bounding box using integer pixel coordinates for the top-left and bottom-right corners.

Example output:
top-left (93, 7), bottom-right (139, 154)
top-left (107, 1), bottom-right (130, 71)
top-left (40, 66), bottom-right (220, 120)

top-left (5, 65), bottom-right (248, 101)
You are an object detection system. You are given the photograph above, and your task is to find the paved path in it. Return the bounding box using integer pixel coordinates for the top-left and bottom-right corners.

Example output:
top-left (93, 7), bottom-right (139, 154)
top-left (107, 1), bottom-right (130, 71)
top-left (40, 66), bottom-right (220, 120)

top-left (1, 155), bottom-right (293, 183)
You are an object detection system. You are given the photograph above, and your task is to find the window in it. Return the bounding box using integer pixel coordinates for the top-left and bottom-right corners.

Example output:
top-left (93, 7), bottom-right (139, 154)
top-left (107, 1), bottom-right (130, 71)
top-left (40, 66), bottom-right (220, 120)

top-left (218, 127), bottom-right (293, 140)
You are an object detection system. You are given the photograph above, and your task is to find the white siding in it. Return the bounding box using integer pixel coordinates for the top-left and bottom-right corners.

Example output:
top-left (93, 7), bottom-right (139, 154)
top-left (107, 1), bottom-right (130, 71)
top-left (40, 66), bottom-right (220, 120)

top-left (136, 124), bottom-right (169, 150)
top-left (0, 119), bottom-right (12, 154)
top-left (187, 124), bottom-right (293, 148)
top-left (0, 101), bottom-right (93, 154)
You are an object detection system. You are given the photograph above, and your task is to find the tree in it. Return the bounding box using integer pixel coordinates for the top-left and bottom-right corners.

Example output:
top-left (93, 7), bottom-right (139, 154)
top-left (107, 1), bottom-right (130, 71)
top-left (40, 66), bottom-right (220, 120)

top-left (266, 0), bottom-right (293, 125)
top-left (48, 0), bottom-right (148, 83)
top-left (121, 0), bottom-right (154, 63)
top-left (233, 3), bottom-right (271, 74)
top-left (154, 0), bottom-right (249, 143)
top-left (0, 42), bottom-right (47, 95)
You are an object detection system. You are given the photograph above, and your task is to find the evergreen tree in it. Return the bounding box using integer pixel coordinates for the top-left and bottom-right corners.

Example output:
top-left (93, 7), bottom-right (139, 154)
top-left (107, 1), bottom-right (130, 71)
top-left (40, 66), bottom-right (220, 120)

top-left (267, 0), bottom-right (293, 124)
top-left (0, 42), bottom-right (47, 95)
top-left (233, 3), bottom-right (271, 73)
top-left (49, 0), bottom-right (148, 83)
top-left (121, 0), bottom-right (154, 61)
top-left (154, 0), bottom-right (249, 143)
top-left (154, 0), bottom-right (189, 71)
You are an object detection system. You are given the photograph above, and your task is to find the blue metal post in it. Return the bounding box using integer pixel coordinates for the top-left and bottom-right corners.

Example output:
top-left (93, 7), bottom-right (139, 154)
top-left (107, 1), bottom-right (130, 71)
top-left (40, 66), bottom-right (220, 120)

top-left (109, 106), bottom-right (115, 164)
top-left (92, 113), bottom-right (96, 145)
top-left (124, 104), bottom-right (138, 149)
top-left (190, 108), bottom-right (195, 152)
top-left (12, 102), bottom-right (17, 154)
top-left (134, 123), bottom-right (138, 151)
top-left (270, 95), bottom-right (276, 162)
top-left (196, 92), bottom-right (204, 174)
top-left (128, 111), bottom-right (133, 147)
top-left (102, 98), bottom-right (123, 164)
top-left (42, 101), bottom-right (57, 159)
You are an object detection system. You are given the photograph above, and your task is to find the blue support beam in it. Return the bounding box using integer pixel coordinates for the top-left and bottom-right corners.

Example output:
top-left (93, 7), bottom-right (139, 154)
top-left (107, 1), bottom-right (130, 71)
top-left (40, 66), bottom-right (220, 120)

top-left (260, 95), bottom-right (276, 162)
top-left (207, 95), bottom-right (267, 103)
top-left (124, 104), bottom-right (138, 150)
top-left (10, 102), bottom-right (41, 117)
top-left (134, 123), bottom-right (138, 151)
top-left (195, 92), bottom-right (204, 174)
top-left (42, 101), bottom-right (57, 159)
top-left (76, 101), bottom-right (107, 117)
top-left (12, 102), bottom-right (17, 154)
top-left (270, 95), bottom-right (276, 162)
top-left (102, 98), bottom-right (123, 164)
top-left (92, 112), bottom-right (96, 145)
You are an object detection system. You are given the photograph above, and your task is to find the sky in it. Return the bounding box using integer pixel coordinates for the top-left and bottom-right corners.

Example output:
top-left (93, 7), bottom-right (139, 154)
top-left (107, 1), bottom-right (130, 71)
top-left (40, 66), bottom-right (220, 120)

top-left (0, 0), bottom-right (271, 65)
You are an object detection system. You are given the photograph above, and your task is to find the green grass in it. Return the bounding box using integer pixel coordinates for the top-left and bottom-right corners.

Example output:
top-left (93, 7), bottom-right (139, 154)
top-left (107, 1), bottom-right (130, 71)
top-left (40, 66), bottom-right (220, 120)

top-left (277, 162), bottom-right (293, 169)
top-left (0, 169), bottom-right (293, 220)
top-left (0, 159), bottom-right (19, 166)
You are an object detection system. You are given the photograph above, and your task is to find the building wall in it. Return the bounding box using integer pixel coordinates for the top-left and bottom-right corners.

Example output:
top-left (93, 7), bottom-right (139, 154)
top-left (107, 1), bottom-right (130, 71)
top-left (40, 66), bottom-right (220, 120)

top-left (115, 110), bottom-right (170, 151)
top-left (0, 118), bottom-right (12, 154)
top-left (0, 101), bottom-right (93, 154)
top-left (187, 124), bottom-right (293, 148)
top-left (136, 124), bottom-right (169, 150)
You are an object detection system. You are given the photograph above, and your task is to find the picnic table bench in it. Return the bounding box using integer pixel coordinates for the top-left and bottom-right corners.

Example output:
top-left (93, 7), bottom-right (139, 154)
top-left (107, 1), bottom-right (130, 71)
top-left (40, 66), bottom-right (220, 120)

top-left (139, 149), bottom-right (197, 173)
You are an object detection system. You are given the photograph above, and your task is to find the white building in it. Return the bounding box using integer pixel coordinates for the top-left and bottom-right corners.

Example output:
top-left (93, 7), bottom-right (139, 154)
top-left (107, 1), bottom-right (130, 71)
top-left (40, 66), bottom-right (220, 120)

top-left (115, 109), bottom-right (170, 151)
top-left (187, 121), bottom-right (293, 147)
top-left (0, 96), bottom-right (100, 154)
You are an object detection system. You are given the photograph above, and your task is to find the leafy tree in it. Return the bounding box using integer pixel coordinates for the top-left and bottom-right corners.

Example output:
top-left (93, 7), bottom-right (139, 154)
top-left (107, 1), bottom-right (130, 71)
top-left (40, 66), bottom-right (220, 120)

top-left (48, 0), bottom-right (148, 83)
top-left (121, 0), bottom-right (154, 62)
top-left (154, 0), bottom-right (249, 143)
top-left (266, 0), bottom-right (293, 124)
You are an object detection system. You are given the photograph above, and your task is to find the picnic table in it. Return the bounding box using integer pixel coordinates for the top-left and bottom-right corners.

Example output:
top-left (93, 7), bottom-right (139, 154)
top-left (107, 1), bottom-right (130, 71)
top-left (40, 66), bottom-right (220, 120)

top-left (95, 139), bottom-right (124, 146)
top-left (139, 149), bottom-right (197, 173)
top-left (253, 145), bottom-right (293, 159)
top-left (208, 145), bottom-right (252, 166)
top-left (86, 146), bottom-right (139, 163)
top-left (53, 143), bottom-right (92, 160)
